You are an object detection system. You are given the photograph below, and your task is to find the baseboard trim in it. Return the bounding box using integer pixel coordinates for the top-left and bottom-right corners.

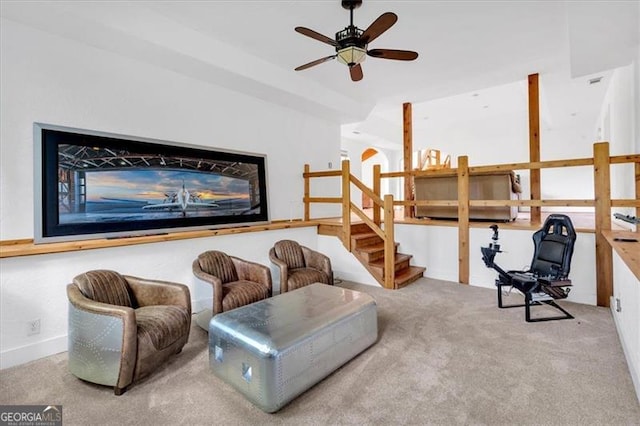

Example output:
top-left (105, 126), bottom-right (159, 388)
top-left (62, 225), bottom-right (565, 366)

top-left (610, 297), bottom-right (640, 404)
top-left (192, 297), bottom-right (210, 315)
top-left (2, 297), bottom-right (211, 370)
top-left (0, 335), bottom-right (67, 370)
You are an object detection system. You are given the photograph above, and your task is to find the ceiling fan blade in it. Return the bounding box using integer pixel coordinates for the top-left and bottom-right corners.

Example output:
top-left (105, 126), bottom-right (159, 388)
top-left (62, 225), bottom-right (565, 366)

top-left (295, 55), bottom-right (337, 71)
top-left (367, 49), bottom-right (419, 61)
top-left (360, 12), bottom-right (397, 44)
top-left (350, 64), bottom-right (363, 82)
top-left (295, 26), bottom-right (339, 47)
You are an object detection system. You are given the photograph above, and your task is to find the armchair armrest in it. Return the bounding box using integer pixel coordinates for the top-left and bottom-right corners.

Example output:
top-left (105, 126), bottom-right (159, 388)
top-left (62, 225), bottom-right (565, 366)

top-left (301, 246), bottom-right (333, 285)
top-left (269, 247), bottom-right (289, 293)
top-left (67, 284), bottom-right (137, 390)
top-left (231, 256), bottom-right (272, 295)
top-left (192, 259), bottom-right (224, 314)
top-left (125, 275), bottom-right (191, 314)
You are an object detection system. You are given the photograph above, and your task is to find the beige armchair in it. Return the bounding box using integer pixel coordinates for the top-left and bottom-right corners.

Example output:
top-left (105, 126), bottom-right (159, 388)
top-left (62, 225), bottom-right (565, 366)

top-left (269, 240), bottom-right (333, 293)
top-left (192, 251), bottom-right (272, 327)
top-left (67, 270), bottom-right (191, 395)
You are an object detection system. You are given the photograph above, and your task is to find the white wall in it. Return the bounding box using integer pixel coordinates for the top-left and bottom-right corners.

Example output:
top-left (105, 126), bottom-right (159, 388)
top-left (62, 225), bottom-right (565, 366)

top-left (340, 137), bottom-right (401, 207)
top-left (0, 19), bottom-right (342, 368)
top-left (317, 235), bottom-right (378, 287)
top-left (0, 227), bottom-right (319, 369)
top-left (0, 18), bottom-right (341, 240)
top-left (611, 252), bottom-right (640, 404)
top-left (609, 33), bottom-right (640, 404)
top-left (597, 62), bottom-right (638, 230)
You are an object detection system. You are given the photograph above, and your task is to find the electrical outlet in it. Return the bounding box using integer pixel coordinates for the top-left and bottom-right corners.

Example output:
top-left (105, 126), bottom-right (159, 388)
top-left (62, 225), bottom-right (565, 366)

top-left (27, 318), bottom-right (41, 336)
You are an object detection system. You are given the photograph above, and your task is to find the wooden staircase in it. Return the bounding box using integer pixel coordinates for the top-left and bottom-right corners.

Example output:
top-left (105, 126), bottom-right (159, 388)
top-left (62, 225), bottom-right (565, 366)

top-left (320, 221), bottom-right (425, 289)
top-left (307, 161), bottom-right (425, 289)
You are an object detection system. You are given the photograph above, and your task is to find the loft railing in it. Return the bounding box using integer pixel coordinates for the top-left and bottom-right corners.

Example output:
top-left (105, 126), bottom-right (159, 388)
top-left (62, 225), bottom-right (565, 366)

top-left (304, 142), bottom-right (640, 305)
top-left (303, 161), bottom-right (397, 289)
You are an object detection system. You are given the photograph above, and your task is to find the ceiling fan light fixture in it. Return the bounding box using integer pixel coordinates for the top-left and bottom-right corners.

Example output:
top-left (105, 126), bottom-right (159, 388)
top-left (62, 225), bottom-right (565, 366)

top-left (336, 46), bottom-right (367, 66)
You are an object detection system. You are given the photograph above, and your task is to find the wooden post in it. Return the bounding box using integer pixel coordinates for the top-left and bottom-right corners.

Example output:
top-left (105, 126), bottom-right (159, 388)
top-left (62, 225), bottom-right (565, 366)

top-left (342, 160), bottom-right (351, 251)
top-left (403, 102), bottom-right (413, 218)
top-left (304, 164), bottom-right (310, 221)
top-left (383, 194), bottom-right (395, 289)
top-left (373, 164), bottom-right (381, 226)
top-left (593, 142), bottom-right (613, 307)
top-left (528, 74), bottom-right (542, 224)
top-left (457, 156), bottom-right (470, 284)
top-left (636, 162), bottom-right (640, 234)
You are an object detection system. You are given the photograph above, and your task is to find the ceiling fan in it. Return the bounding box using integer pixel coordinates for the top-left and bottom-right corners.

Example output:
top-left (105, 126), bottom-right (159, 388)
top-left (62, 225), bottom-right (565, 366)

top-left (294, 0), bottom-right (418, 82)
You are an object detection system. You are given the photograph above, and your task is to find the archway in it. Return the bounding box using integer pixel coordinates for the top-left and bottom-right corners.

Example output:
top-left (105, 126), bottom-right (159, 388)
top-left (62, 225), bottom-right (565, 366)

top-left (361, 147), bottom-right (389, 208)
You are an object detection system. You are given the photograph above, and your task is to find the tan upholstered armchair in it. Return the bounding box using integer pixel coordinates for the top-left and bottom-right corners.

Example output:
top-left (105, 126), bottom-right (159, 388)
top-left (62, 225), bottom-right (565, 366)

top-left (269, 240), bottom-right (334, 293)
top-left (192, 251), bottom-right (272, 326)
top-left (67, 270), bottom-right (191, 395)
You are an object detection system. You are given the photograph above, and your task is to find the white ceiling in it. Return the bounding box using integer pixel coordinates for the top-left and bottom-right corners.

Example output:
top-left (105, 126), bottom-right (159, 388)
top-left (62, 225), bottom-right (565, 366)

top-left (1, 1), bottom-right (638, 148)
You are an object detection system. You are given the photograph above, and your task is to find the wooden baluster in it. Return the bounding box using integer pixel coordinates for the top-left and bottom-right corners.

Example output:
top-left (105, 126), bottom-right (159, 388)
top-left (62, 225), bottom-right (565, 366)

top-left (403, 102), bottom-right (413, 218)
top-left (373, 164), bottom-right (381, 227)
top-left (636, 161), bottom-right (640, 234)
top-left (594, 142), bottom-right (613, 307)
top-left (529, 73), bottom-right (542, 224)
top-left (342, 160), bottom-right (351, 251)
top-left (458, 156), bottom-right (470, 284)
top-left (304, 164), bottom-right (310, 221)
top-left (384, 194), bottom-right (395, 289)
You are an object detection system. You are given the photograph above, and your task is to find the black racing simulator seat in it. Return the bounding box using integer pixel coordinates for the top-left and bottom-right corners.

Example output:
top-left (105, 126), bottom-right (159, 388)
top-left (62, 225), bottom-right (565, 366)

top-left (481, 214), bottom-right (576, 322)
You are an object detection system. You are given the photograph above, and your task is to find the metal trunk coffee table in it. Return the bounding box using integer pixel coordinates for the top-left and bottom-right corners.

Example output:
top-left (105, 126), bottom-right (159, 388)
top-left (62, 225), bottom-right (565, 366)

top-left (208, 283), bottom-right (378, 412)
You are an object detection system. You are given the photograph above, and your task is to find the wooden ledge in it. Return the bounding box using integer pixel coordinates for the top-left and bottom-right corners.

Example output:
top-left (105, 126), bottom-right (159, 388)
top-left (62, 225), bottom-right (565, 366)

top-left (0, 220), bottom-right (319, 259)
top-left (602, 230), bottom-right (640, 281)
top-left (396, 217), bottom-right (599, 234)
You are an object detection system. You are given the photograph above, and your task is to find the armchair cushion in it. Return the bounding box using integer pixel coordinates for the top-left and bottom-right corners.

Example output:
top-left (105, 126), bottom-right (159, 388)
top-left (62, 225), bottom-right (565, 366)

top-left (136, 305), bottom-right (191, 351)
top-left (222, 280), bottom-right (271, 312)
top-left (193, 251), bottom-right (272, 319)
top-left (288, 268), bottom-right (329, 291)
top-left (270, 240), bottom-right (334, 293)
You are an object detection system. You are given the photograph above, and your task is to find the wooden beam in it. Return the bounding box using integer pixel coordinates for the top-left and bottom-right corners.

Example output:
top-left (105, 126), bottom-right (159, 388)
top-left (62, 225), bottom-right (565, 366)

top-left (470, 157), bottom-right (595, 172)
top-left (342, 160), bottom-right (351, 251)
top-left (636, 161), bottom-right (640, 234)
top-left (303, 170), bottom-right (341, 178)
top-left (457, 156), bottom-right (470, 284)
top-left (593, 142), bottom-right (613, 307)
top-left (403, 102), bottom-right (413, 218)
top-left (350, 202), bottom-right (386, 240)
top-left (373, 164), bottom-right (381, 226)
top-left (610, 154), bottom-right (640, 164)
top-left (0, 221), bottom-right (319, 258)
top-left (304, 197), bottom-right (342, 204)
top-left (304, 164), bottom-right (310, 221)
top-left (383, 194), bottom-right (395, 289)
top-left (528, 73), bottom-right (542, 224)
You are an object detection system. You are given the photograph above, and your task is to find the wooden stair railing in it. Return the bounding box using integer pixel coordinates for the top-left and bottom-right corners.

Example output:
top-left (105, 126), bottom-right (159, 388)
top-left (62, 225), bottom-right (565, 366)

top-left (304, 160), bottom-right (425, 289)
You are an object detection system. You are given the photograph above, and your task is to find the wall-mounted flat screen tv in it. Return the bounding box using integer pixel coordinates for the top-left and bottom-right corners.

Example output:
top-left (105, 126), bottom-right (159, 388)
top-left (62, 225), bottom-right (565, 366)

top-left (34, 123), bottom-right (269, 243)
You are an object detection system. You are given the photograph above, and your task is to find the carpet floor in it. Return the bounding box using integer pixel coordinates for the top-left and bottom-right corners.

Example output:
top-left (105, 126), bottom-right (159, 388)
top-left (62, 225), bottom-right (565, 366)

top-left (1, 278), bottom-right (639, 425)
